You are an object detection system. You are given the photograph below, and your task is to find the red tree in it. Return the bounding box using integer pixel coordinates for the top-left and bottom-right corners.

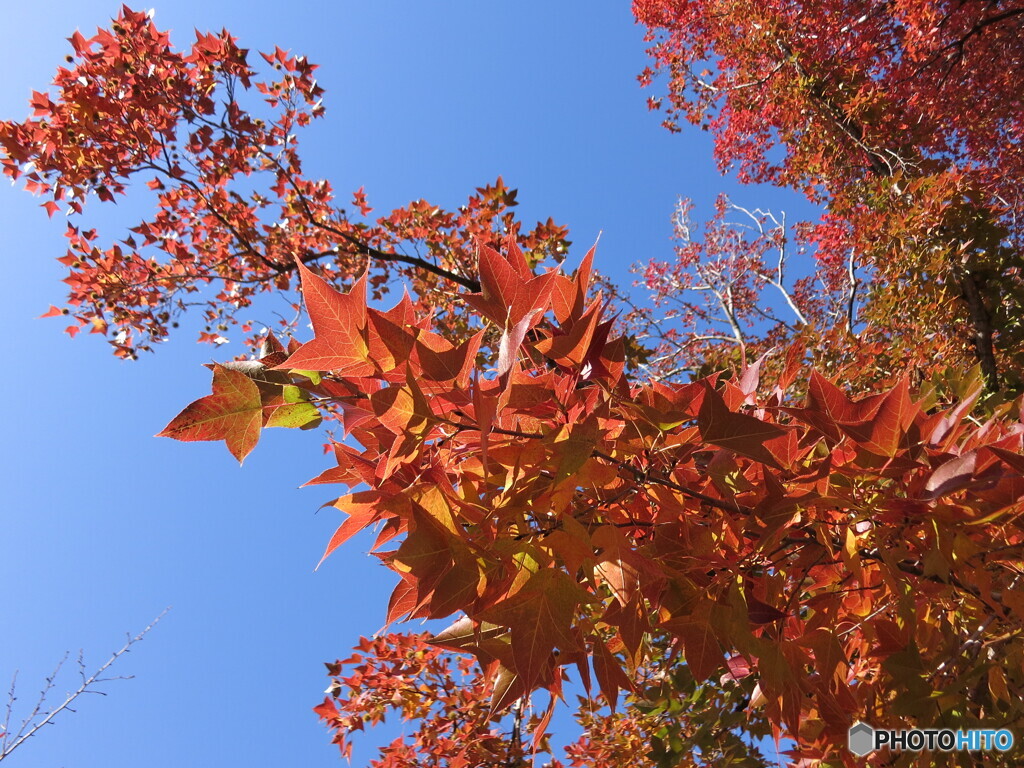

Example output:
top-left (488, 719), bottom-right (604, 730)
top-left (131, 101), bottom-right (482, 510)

top-left (633, 0), bottom-right (1024, 392)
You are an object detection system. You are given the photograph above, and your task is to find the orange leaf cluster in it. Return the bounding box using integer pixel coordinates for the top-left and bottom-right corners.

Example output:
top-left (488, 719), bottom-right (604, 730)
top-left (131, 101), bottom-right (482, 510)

top-left (161, 236), bottom-right (1024, 764)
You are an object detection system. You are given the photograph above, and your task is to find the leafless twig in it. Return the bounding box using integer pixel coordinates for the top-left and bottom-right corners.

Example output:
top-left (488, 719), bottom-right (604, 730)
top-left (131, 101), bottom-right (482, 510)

top-left (0, 609), bottom-right (168, 763)
top-left (846, 249), bottom-right (859, 334)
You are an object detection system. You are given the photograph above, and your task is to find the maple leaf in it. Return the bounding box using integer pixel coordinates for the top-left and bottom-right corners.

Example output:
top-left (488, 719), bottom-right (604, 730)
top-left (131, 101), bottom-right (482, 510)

top-left (315, 492), bottom-right (394, 570)
top-left (157, 364), bottom-right (263, 463)
top-left (277, 262), bottom-right (374, 376)
top-left (551, 243), bottom-right (595, 324)
top-left (462, 241), bottom-right (557, 377)
top-left (697, 382), bottom-right (786, 467)
top-left (481, 568), bottom-right (591, 694)
top-left (414, 330), bottom-right (484, 385)
top-left (592, 524), bottom-right (643, 607)
top-left (591, 635), bottom-right (634, 711)
top-left (536, 298), bottom-right (603, 366)
top-left (676, 618), bottom-right (725, 682)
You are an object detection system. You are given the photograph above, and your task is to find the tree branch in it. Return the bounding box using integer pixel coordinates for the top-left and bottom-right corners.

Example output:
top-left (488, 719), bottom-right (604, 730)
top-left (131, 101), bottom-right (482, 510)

top-left (958, 269), bottom-right (1000, 391)
top-left (0, 609), bottom-right (168, 763)
top-left (190, 114), bottom-right (482, 293)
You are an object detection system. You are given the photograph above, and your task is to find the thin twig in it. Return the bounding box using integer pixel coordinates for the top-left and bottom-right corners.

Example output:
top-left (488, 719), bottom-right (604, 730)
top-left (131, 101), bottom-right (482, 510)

top-left (0, 609), bottom-right (169, 763)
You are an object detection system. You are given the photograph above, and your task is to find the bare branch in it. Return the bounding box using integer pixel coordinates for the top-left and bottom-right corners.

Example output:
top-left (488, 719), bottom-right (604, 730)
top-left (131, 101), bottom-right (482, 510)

top-left (693, 61), bottom-right (785, 93)
top-left (1, 674), bottom-right (14, 754)
top-left (730, 203), bottom-right (808, 326)
top-left (846, 249), bottom-right (859, 334)
top-left (691, 334), bottom-right (742, 343)
top-left (0, 609), bottom-right (168, 763)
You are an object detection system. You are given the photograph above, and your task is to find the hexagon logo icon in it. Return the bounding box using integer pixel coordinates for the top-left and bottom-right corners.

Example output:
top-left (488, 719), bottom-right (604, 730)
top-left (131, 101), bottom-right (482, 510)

top-left (848, 721), bottom-right (875, 757)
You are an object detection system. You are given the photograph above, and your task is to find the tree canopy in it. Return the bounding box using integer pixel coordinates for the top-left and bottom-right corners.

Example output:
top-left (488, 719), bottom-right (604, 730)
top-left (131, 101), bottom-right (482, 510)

top-left (3, 4), bottom-right (1023, 767)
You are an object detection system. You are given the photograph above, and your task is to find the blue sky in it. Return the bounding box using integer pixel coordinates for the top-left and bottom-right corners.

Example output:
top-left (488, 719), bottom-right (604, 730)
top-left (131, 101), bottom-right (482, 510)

top-left (0, 3), bottom-right (809, 765)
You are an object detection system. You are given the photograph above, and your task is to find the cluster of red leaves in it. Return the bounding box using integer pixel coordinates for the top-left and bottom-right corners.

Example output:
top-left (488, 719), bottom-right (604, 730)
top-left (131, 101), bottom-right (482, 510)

top-left (313, 633), bottom-right (513, 767)
top-left (0, 7), bottom-right (569, 359)
top-left (632, 0), bottom-right (1024, 391)
top-left (315, 633), bottom-right (745, 768)
top-left (162, 237), bottom-right (1024, 766)
top-left (634, 0), bottom-right (1024, 203)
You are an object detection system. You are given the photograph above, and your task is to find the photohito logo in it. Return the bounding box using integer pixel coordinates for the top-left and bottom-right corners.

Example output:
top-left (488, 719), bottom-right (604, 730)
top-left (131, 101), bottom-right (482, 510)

top-left (848, 721), bottom-right (1014, 757)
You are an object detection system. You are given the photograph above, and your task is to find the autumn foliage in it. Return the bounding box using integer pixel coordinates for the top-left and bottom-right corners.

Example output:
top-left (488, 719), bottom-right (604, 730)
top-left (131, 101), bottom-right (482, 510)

top-left (631, 0), bottom-right (1024, 392)
top-left (4, 5), bottom-right (1024, 768)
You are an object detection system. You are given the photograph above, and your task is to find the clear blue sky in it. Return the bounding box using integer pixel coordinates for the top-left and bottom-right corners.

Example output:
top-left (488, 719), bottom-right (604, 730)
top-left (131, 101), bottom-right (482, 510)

top-left (0, 3), bottom-right (809, 766)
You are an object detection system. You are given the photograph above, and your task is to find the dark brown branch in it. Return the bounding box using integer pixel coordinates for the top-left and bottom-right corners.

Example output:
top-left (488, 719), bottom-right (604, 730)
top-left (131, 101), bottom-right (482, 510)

top-left (857, 548), bottom-right (1010, 615)
top-left (333, 231), bottom-right (481, 292)
top-left (436, 414), bottom-right (751, 517)
top-left (958, 269), bottom-right (1001, 391)
top-left (191, 114), bottom-right (481, 293)
top-left (939, 7), bottom-right (1024, 57)
top-left (591, 449), bottom-right (750, 516)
